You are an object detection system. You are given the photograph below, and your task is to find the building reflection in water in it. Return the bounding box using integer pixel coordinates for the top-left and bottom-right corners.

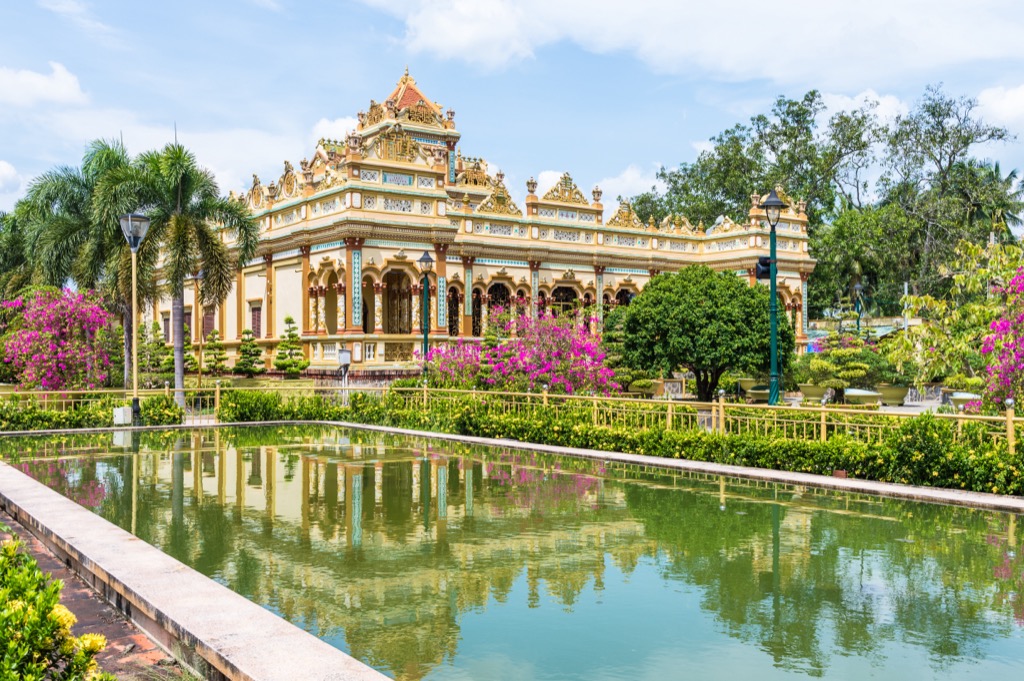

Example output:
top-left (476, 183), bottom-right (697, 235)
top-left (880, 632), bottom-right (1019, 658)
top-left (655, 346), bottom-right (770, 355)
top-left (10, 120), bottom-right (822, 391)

top-left (13, 427), bottom-right (1024, 681)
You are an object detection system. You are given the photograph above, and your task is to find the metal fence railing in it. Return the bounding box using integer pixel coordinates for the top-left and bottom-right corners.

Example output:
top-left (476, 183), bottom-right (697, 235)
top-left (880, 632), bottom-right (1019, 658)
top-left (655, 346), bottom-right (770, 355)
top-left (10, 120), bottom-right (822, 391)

top-left (0, 383), bottom-right (1018, 456)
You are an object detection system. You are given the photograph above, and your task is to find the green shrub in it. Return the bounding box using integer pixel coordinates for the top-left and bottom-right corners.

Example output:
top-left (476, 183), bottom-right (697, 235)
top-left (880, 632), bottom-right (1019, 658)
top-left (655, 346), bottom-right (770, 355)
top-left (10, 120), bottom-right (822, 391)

top-left (211, 389), bottom-right (1024, 496)
top-left (0, 398), bottom-right (113, 431)
top-left (0, 536), bottom-right (116, 680)
top-left (140, 394), bottom-right (184, 426)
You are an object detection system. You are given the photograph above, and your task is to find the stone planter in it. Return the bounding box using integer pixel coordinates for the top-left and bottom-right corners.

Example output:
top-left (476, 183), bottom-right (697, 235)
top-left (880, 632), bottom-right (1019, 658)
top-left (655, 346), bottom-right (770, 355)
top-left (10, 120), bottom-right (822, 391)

top-left (737, 378), bottom-right (758, 393)
top-left (798, 383), bottom-right (828, 401)
top-left (845, 388), bottom-right (882, 406)
top-left (950, 392), bottom-right (982, 410)
top-left (877, 384), bottom-right (911, 407)
top-left (746, 386), bottom-right (770, 403)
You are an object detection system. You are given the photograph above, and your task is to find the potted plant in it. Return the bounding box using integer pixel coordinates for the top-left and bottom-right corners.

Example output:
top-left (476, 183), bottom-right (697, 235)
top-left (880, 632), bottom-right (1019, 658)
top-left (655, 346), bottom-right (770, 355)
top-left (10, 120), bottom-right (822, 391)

top-left (876, 364), bottom-right (912, 406)
top-left (942, 373), bottom-right (985, 409)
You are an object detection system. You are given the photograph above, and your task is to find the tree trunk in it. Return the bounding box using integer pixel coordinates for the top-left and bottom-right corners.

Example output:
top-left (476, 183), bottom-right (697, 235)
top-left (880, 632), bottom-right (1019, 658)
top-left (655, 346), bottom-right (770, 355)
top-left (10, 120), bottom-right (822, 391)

top-left (122, 311), bottom-right (132, 390)
top-left (172, 290), bottom-right (185, 408)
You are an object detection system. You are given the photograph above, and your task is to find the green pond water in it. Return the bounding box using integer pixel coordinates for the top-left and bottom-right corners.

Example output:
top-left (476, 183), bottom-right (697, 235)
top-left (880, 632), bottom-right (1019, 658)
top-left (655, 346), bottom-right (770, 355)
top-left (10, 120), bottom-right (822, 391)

top-left (8, 426), bottom-right (1024, 680)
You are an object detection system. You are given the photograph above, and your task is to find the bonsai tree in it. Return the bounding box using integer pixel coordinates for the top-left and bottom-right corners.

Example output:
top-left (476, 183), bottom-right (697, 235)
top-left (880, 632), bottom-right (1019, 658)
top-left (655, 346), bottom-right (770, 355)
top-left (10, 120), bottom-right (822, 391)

top-left (274, 316), bottom-right (309, 378)
top-left (805, 333), bottom-right (884, 402)
top-left (160, 324), bottom-right (197, 373)
top-left (203, 330), bottom-right (228, 376)
top-left (233, 328), bottom-right (266, 378)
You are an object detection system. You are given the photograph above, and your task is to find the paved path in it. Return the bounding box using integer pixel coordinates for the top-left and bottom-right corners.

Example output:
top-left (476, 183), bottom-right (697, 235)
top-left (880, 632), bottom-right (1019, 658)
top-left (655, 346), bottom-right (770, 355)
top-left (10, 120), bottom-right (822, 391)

top-left (1, 513), bottom-right (185, 681)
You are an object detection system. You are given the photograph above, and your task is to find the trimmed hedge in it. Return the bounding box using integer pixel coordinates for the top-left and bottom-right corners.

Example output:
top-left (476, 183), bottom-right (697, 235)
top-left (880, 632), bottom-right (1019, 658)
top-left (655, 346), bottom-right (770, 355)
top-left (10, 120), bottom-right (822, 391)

top-left (214, 390), bottom-right (1024, 496)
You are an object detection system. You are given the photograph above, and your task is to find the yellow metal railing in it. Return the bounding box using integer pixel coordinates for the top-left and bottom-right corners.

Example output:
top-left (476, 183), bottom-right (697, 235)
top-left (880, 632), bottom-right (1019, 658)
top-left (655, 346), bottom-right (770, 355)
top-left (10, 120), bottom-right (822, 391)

top-left (0, 383), bottom-right (1018, 456)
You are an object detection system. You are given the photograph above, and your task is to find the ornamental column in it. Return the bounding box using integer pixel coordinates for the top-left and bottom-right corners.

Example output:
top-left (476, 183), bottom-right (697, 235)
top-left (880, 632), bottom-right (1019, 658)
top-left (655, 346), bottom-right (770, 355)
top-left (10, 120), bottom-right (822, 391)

top-left (300, 245), bottom-right (312, 333)
top-left (373, 282), bottom-right (384, 333)
top-left (529, 261), bottom-right (541, 320)
top-left (481, 294), bottom-right (489, 333)
top-left (306, 286), bottom-right (318, 335)
top-left (264, 254), bottom-right (275, 340)
top-left (411, 283), bottom-right (422, 332)
top-left (235, 270), bottom-right (244, 339)
top-left (594, 265), bottom-right (606, 331)
top-left (344, 238), bottom-right (364, 332)
top-left (434, 243), bottom-right (448, 335)
top-left (192, 277), bottom-right (201, 343)
top-left (335, 281), bottom-right (346, 333)
top-left (316, 285), bottom-right (327, 334)
top-left (799, 272), bottom-right (809, 340)
top-left (461, 256), bottom-right (475, 337)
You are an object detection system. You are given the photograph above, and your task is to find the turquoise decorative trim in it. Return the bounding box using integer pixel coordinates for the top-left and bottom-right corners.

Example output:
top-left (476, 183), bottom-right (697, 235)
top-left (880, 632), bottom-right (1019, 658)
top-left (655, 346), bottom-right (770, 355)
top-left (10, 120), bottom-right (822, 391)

top-left (438, 276), bottom-right (447, 327)
top-left (475, 258), bottom-right (528, 267)
top-left (351, 250), bottom-right (362, 328)
top-left (312, 241), bottom-right (344, 253)
top-left (606, 268), bottom-right (648, 275)
top-left (364, 239), bottom-right (433, 250)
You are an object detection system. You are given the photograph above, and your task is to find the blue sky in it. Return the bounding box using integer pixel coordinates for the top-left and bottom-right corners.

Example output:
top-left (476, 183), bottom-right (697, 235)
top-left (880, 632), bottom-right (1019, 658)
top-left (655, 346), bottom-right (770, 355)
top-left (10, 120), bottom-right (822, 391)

top-left (2, 0), bottom-right (1024, 216)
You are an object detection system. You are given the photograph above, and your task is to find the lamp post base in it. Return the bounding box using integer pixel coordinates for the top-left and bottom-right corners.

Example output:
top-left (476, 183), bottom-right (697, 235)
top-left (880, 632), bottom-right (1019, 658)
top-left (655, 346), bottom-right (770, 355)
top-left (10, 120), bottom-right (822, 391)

top-left (131, 397), bottom-right (141, 426)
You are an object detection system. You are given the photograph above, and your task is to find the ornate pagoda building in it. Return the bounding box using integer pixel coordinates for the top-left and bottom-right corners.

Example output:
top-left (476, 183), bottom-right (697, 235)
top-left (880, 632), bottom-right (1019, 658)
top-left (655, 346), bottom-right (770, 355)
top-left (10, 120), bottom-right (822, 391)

top-left (151, 71), bottom-right (815, 371)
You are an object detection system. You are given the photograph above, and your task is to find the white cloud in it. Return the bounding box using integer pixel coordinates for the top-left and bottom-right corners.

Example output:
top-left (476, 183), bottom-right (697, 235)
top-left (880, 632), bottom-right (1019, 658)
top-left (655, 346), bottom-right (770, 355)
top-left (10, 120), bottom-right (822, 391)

top-left (38, 0), bottom-right (115, 37)
top-left (36, 106), bottom-right (309, 198)
top-left (0, 62), bottom-right (87, 107)
top-left (310, 116), bottom-right (359, 146)
top-left (358, 0), bottom-right (1024, 87)
top-left (691, 140), bottom-right (714, 155)
top-left (0, 161), bottom-right (20, 194)
top-left (596, 164), bottom-right (665, 216)
top-left (978, 84), bottom-right (1024, 128)
top-left (821, 89), bottom-right (909, 122)
top-left (535, 170), bottom-right (563, 196)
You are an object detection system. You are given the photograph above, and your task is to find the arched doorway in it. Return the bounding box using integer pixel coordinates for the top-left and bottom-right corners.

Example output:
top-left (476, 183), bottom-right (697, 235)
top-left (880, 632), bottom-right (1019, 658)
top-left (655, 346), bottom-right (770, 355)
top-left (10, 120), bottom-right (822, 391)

top-left (487, 283), bottom-right (511, 319)
top-left (537, 291), bottom-right (548, 316)
top-left (551, 286), bottom-right (578, 316)
top-left (383, 271), bottom-right (412, 334)
top-left (447, 287), bottom-right (461, 336)
top-left (615, 289), bottom-right (633, 307)
top-left (325, 271), bottom-right (339, 334)
top-left (361, 276), bottom-right (374, 334)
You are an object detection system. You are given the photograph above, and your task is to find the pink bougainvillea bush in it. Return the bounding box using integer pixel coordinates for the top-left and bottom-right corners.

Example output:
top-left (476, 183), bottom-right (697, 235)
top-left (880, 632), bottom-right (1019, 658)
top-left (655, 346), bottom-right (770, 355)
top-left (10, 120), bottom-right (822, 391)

top-left (423, 310), bottom-right (618, 394)
top-left (2, 289), bottom-right (112, 390)
top-left (982, 268), bottom-right (1024, 406)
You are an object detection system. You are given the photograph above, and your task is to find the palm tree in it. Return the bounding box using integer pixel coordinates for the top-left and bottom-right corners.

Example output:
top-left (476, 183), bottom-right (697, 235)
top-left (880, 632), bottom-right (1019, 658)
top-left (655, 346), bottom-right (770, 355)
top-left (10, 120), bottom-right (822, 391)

top-left (0, 208), bottom-right (33, 299)
top-left (96, 143), bottom-right (260, 406)
top-left (19, 139), bottom-right (158, 386)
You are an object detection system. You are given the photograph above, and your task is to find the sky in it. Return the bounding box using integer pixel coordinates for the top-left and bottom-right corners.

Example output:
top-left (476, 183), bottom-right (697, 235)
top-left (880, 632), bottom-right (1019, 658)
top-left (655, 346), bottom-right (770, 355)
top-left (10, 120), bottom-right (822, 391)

top-left (2, 0), bottom-right (1024, 217)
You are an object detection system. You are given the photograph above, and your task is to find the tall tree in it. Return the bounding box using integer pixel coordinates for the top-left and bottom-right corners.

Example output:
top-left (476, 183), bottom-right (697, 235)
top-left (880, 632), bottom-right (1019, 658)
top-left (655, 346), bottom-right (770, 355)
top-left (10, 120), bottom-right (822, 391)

top-left (96, 143), bottom-right (260, 406)
top-left (18, 139), bottom-right (159, 385)
top-left (622, 266), bottom-right (794, 401)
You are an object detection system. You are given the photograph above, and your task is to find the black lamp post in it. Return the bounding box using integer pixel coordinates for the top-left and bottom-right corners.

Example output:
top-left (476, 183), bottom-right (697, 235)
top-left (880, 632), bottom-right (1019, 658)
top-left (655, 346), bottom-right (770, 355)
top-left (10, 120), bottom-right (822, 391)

top-left (758, 189), bottom-right (788, 406)
top-left (418, 250), bottom-right (434, 369)
top-left (119, 213), bottom-right (151, 425)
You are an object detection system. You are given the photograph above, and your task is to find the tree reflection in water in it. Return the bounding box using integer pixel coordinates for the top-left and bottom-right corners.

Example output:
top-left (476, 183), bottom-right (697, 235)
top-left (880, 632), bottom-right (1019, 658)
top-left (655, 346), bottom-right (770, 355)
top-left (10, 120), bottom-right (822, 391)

top-left (11, 426), bottom-right (1024, 681)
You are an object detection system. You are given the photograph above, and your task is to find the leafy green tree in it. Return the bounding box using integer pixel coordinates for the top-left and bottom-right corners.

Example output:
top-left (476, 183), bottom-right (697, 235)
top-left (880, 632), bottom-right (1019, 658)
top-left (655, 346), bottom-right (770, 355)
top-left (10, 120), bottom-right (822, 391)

top-left (203, 329), bottom-right (228, 376)
top-left (622, 266), bottom-right (795, 400)
top-left (18, 139), bottom-right (158, 386)
top-left (274, 316), bottom-right (309, 378)
top-left (95, 143), bottom-right (260, 406)
top-left (233, 328), bottom-right (266, 378)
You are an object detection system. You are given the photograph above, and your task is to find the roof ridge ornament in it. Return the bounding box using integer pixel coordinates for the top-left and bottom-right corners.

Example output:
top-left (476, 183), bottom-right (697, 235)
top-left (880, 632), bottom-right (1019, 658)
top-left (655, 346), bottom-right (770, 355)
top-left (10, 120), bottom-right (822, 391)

top-left (606, 201), bottom-right (644, 230)
top-left (541, 172), bottom-right (589, 205)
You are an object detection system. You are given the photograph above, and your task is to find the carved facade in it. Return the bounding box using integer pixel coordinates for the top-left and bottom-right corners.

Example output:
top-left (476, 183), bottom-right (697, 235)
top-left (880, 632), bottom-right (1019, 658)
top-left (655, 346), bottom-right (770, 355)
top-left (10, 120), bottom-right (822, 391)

top-left (153, 72), bottom-right (815, 370)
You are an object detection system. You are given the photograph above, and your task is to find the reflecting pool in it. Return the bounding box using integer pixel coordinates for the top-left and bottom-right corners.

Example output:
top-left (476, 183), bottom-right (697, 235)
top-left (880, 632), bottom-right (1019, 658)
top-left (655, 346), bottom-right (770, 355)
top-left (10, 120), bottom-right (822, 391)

top-left (9, 426), bottom-right (1024, 680)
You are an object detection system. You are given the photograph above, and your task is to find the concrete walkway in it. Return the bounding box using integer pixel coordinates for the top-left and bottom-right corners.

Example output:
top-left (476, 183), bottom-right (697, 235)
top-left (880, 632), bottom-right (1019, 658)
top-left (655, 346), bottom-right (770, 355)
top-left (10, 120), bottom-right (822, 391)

top-left (1, 514), bottom-right (185, 680)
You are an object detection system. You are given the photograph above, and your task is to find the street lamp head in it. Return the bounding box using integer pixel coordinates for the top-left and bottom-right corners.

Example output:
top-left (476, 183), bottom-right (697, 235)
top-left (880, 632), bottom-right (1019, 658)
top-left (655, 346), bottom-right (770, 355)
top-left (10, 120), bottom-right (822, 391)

top-left (119, 213), bottom-right (151, 252)
top-left (758, 188), bottom-right (788, 229)
top-left (338, 348), bottom-right (352, 368)
top-left (418, 250), bottom-right (434, 274)
top-left (854, 282), bottom-right (864, 295)
top-left (1007, 397), bottom-right (1015, 409)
